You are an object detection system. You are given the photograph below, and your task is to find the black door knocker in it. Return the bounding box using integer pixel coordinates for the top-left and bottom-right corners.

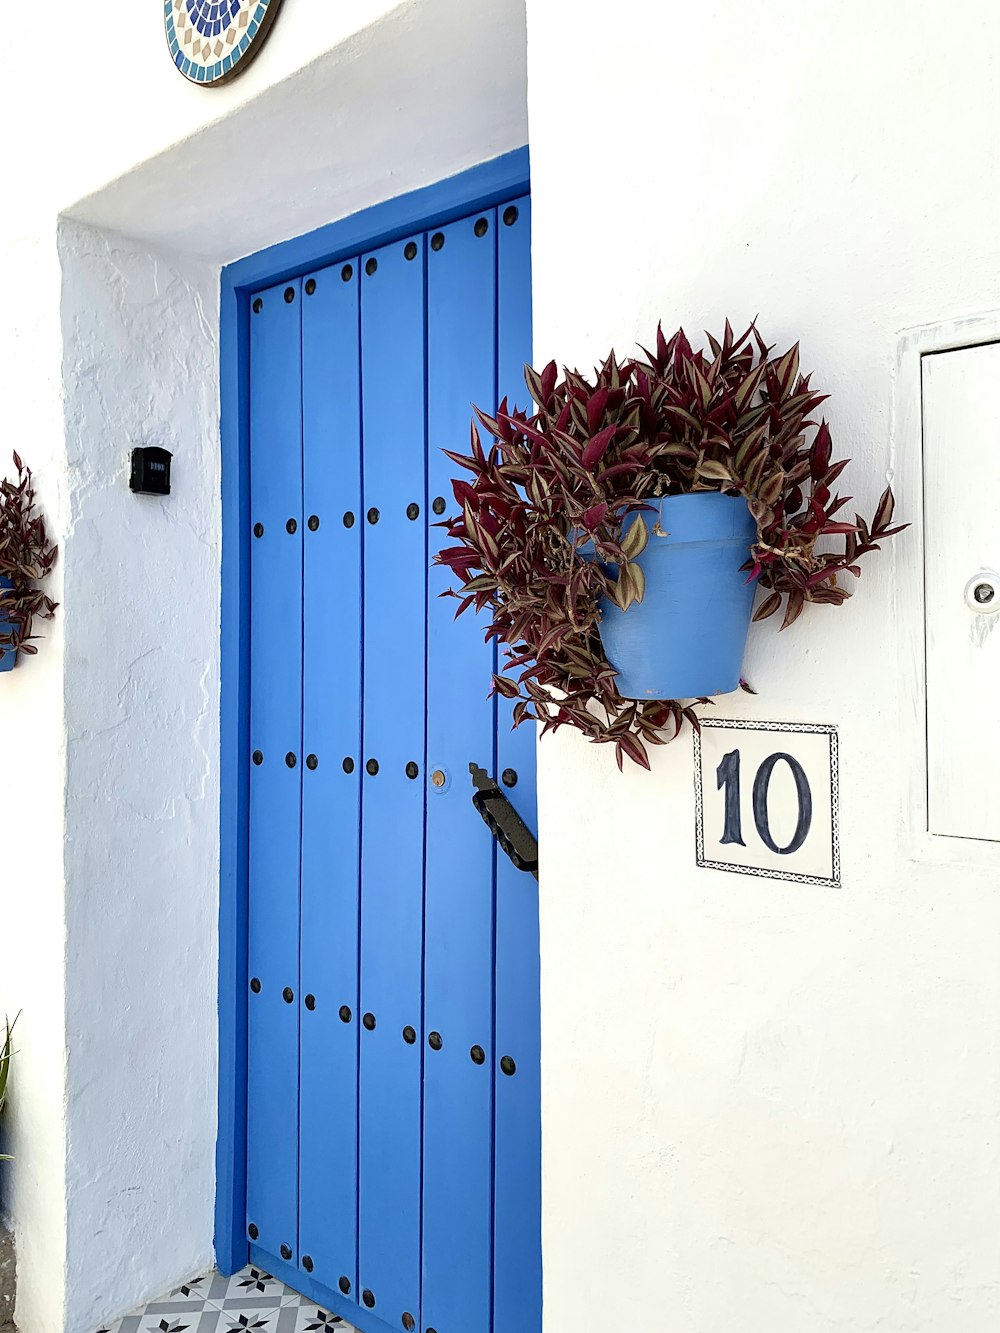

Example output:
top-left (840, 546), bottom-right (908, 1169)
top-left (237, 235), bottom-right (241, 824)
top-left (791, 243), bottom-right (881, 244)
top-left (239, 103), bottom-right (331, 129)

top-left (469, 763), bottom-right (538, 878)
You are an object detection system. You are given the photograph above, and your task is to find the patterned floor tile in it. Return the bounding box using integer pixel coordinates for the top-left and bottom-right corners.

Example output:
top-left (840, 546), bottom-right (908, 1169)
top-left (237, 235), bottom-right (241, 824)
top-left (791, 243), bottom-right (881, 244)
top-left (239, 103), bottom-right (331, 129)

top-left (289, 1306), bottom-right (351, 1331)
top-left (141, 1297), bottom-right (222, 1319)
top-left (206, 1266), bottom-right (288, 1309)
top-left (211, 1311), bottom-right (284, 1333)
top-left (100, 1310), bottom-right (224, 1333)
top-left (270, 1290), bottom-right (357, 1322)
top-left (92, 1267), bottom-right (356, 1333)
top-left (168, 1275), bottom-right (216, 1302)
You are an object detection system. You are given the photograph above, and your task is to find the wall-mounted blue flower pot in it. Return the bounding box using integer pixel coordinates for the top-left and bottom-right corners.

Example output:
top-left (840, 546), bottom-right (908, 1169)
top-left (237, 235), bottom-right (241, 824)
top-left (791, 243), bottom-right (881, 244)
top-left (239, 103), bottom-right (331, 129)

top-left (598, 492), bottom-right (757, 699)
top-left (0, 577), bottom-right (15, 673)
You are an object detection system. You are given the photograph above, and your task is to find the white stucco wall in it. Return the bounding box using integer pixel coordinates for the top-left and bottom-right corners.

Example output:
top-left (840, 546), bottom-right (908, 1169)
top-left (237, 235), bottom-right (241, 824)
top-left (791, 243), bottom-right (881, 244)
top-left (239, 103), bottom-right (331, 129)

top-left (1, 3), bottom-right (528, 1332)
top-left (59, 221), bottom-right (223, 1331)
top-left (526, 2), bottom-right (1000, 1331)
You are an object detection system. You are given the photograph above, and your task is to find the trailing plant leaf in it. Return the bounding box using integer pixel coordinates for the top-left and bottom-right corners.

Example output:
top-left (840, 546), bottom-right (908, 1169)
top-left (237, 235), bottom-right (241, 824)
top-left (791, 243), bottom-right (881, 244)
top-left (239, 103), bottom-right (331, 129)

top-left (0, 454), bottom-right (58, 661)
top-left (621, 515), bottom-right (649, 561)
top-left (435, 324), bottom-right (906, 767)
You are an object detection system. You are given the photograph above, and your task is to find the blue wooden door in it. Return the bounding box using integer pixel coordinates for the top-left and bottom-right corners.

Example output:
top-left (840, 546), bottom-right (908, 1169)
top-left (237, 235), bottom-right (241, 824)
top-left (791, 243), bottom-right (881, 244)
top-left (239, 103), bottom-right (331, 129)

top-left (245, 195), bottom-right (538, 1333)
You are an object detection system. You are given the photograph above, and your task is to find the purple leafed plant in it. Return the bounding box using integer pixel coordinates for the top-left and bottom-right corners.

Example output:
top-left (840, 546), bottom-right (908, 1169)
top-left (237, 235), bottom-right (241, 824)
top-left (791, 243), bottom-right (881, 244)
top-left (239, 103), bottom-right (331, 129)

top-left (434, 322), bottom-right (906, 770)
top-left (0, 453), bottom-right (58, 660)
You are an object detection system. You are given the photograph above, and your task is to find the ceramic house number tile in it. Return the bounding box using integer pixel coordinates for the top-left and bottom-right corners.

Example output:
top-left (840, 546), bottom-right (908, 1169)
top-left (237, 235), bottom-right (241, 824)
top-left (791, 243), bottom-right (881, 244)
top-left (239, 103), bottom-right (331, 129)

top-left (694, 719), bottom-right (841, 886)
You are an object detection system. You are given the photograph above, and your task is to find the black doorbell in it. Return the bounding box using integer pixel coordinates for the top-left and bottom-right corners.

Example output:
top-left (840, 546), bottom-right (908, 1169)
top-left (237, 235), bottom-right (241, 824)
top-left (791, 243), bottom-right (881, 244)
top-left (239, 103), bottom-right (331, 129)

top-left (130, 447), bottom-right (172, 496)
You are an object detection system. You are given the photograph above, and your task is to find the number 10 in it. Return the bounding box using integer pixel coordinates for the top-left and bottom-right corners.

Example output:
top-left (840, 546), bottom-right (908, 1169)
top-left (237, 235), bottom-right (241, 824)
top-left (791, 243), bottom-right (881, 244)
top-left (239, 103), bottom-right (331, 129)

top-left (716, 748), bottom-right (813, 855)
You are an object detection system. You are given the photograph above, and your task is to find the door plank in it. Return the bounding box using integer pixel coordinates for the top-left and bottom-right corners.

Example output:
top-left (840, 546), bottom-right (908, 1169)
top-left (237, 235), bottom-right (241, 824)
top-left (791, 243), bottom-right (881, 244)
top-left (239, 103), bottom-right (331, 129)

top-left (247, 277), bottom-right (305, 1262)
top-left (493, 195), bottom-right (542, 1333)
top-left (423, 208), bottom-right (499, 1333)
top-left (299, 259), bottom-right (364, 1299)
top-left (357, 232), bottom-right (428, 1329)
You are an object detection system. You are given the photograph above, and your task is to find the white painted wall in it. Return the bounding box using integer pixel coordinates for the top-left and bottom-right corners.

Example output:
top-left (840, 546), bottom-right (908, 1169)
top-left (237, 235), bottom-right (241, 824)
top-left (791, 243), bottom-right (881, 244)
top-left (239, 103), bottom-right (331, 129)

top-left (59, 221), bottom-right (223, 1332)
top-left (525, 1), bottom-right (1000, 1330)
top-left (0, 2), bottom-right (528, 1331)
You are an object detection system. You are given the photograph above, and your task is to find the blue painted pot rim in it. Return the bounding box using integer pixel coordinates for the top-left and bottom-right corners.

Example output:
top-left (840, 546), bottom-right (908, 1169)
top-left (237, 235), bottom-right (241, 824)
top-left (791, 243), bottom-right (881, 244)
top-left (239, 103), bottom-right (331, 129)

top-left (628, 491), bottom-right (756, 543)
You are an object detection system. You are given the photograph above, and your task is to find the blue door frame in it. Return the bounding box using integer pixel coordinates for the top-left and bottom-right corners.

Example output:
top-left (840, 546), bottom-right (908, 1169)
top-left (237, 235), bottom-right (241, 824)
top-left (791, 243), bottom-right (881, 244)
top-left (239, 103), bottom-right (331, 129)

top-left (216, 147), bottom-right (532, 1283)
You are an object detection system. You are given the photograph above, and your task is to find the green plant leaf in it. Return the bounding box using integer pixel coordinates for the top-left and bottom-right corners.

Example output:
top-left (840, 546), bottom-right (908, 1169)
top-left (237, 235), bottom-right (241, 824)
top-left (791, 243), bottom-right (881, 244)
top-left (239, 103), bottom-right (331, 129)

top-left (629, 562), bottom-right (646, 605)
top-left (620, 515), bottom-right (649, 561)
top-left (696, 459), bottom-right (733, 484)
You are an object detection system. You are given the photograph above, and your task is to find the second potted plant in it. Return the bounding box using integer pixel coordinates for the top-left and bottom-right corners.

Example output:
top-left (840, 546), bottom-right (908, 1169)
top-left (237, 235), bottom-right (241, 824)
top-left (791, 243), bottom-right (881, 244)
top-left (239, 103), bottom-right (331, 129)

top-left (436, 321), bottom-right (904, 769)
top-left (0, 453), bottom-right (58, 671)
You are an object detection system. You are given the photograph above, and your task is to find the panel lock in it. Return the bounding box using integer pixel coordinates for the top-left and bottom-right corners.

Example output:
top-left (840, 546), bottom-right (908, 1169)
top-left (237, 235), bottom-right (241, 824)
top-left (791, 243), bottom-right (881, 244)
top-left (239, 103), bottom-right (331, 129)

top-left (469, 763), bottom-right (538, 878)
top-left (965, 571), bottom-right (1000, 614)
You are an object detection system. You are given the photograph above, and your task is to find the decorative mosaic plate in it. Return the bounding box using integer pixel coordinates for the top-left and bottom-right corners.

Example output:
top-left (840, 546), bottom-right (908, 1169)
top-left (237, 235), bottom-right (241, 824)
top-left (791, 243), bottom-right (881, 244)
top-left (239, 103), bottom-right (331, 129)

top-left (165, 0), bottom-right (284, 86)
